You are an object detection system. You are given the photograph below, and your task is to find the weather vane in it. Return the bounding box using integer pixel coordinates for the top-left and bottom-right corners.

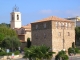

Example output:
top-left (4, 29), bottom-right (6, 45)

top-left (13, 4), bottom-right (19, 12)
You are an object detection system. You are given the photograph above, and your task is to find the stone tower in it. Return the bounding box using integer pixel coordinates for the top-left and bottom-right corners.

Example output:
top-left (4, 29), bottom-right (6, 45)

top-left (10, 5), bottom-right (22, 29)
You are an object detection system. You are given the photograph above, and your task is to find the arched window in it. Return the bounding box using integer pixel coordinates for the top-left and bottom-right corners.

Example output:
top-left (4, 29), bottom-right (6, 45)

top-left (17, 15), bottom-right (19, 20)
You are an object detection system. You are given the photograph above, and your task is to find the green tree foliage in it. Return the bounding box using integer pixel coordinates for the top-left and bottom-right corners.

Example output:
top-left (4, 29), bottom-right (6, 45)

top-left (0, 33), bottom-right (4, 44)
top-left (1, 36), bottom-right (21, 51)
top-left (75, 27), bottom-right (80, 40)
top-left (24, 45), bottom-right (55, 60)
top-left (0, 26), bottom-right (17, 37)
top-left (0, 23), bottom-right (10, 27)
top-left (27, 38), bottom-right (31, 48)
top-left (75, 27), bottom-right (80, 45)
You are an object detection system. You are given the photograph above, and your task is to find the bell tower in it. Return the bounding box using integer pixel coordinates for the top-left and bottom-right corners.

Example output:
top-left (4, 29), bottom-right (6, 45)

top-left (10, 5), bottom-right (22, 29)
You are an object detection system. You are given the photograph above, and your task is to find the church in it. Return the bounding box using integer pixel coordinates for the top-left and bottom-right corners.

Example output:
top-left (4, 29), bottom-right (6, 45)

top-left (10, 5), bottom-right (75, 54)
top-left (10, 5), bottom-right (31, 49)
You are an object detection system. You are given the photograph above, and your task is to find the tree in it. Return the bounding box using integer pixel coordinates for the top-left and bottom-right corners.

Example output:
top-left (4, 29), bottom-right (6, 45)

top-left (75, 27), bottom-right (80, 45)
top-left (27, 38), bottom-right (31, 48)
top-left (1, 36), bottom-right (21, 51)
top-left (0, 23), bottom-right (10, 28)
top-left (0, 26), bottom-right (17, 37)
top-left (0, 33), bottom-right (4, 45)
top-left (24, 45), bottom-right (55, 60)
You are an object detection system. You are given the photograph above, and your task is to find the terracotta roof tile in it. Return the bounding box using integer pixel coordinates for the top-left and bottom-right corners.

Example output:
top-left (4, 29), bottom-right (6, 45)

top-left (22, 24), bottom-right (31, 29)
top-left (32, 16), bottom-right (73, 23)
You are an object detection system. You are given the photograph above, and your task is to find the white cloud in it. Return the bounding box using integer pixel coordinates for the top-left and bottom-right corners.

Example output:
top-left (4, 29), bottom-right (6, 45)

top-left (39, 10), bottom-right (53, 14)
top-left (64, 10), bottom-right (80, 17)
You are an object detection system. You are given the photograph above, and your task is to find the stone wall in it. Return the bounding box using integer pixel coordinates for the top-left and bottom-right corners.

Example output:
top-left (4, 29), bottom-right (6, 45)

top-left (31, 21), bottom-right (52, 47)
top-left (31, 20), bottom-right (75, 54)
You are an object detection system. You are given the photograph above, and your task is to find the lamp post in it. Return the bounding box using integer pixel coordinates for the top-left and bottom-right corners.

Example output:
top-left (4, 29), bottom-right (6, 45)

top-left (62, 24), bottom-right (65, 51)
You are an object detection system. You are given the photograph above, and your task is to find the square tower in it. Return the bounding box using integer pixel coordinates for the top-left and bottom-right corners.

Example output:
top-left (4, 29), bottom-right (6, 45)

top-left (31, 16), bottom-right (75, 53)
top-left (10, 5), bottom-right (22, 29)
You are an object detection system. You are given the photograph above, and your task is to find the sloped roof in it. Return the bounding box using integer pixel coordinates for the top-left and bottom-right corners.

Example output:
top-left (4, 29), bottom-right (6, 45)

top-left (22, 24), bottom-right (31, 29)
top-left (32, 16), bottom-right (73, 23)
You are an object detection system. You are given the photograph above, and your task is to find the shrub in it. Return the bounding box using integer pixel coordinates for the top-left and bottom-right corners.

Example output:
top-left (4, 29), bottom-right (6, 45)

top-left (14, 50), bottom-right (20, 55)
top-left (68, 47), bottom-right (75, 55)
top-left (55, 50), bottom-right (69, 60)
top-left (68, 47), bottom-right (80, 55)
top-left (7, 52), bottom-right (12, 55)
top-left (74, 47), bottom-right (80, 53)
top-left (0, 52), bottom-right (6, 56)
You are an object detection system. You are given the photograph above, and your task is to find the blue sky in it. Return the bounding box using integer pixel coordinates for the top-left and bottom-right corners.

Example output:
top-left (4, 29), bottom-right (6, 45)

top-left (0, 0), bottom-right (80, 25)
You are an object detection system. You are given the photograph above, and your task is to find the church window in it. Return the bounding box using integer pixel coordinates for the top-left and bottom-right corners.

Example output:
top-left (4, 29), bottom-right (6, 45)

top-left (17, 15), bottom-right (19, 20)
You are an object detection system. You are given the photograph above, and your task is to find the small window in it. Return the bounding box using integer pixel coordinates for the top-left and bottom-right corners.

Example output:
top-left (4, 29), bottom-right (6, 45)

top-left (17, 15), bottom-right (19, 20)
top-left (58, 32), bottom-right (61, 36)
top-left (61, 22), bottom-right (65, 29)
top-left (44, 33), bottom-right (46, 38)
top-left (36, 25), bottom-right (38, 29)
top-left (65, 23), bottom-right (68, 29)
top-left (67, 32), bottom-right (70, 36)
top-left (56, 22), bottom-right (58, 29)
top-left (44, 23), bottom-right (46, 28)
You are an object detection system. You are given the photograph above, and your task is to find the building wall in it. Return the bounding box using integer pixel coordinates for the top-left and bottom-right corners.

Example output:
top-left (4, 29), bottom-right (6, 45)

top-left (25, 31), bottom-right (31, 42)
top-left (16, 28), bottom-right (31, 42)
top-left (31, 21), bottom-right (52, 47)
top-left (51, 21), bottom-right (75, 52)
top-left (31, 20), bottom-right (75, 54)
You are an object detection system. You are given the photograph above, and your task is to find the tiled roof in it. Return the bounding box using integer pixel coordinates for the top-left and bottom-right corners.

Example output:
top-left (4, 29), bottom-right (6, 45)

top-left (22, 24), bottom-right (31, 29)
top-left (32, 16), bottom-right (73, 23)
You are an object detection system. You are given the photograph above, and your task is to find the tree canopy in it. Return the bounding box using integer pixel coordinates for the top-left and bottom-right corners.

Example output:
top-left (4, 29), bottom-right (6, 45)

top-left (75, 27), bottom-right (80, 46)
top-left (1, 36), bottom-right (21, 50)
top-left (0, 23), bottom-right (10, 28)
top-left (0, 26), bottom-right (17, 37)
top-left (0, 23), bottom-right (18, 48)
